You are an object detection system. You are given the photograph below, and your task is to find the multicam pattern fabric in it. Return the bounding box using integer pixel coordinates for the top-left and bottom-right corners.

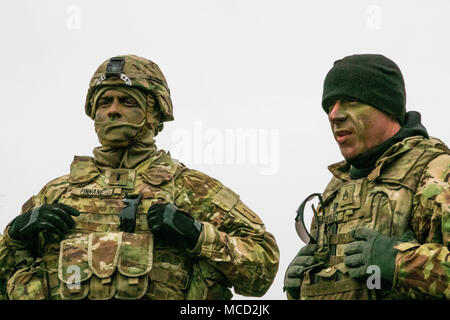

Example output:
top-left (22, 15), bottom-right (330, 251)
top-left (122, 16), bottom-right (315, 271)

top-left (393, 151), bottom-right (450, 299)
top-left (85, 55), bottom-right (174, 123)
top-left (293, 136), bottom-right (450, 300)
top-left (0, 150), bottom-right (279, 300)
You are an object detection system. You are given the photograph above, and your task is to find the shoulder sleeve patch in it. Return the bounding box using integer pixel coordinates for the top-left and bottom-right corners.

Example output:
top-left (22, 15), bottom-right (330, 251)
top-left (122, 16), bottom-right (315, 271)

top-left (212, 185), bottom-right (240, 211)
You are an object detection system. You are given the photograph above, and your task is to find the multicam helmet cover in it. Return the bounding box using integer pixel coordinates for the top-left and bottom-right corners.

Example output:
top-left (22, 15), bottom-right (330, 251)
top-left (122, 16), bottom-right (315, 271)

top-left (84, 55), bottom-right (174, 122)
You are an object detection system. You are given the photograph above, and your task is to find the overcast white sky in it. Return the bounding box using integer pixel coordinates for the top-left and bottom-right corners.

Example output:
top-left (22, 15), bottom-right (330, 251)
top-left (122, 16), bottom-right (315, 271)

top-left (0, 0), bottom-right (449, 300)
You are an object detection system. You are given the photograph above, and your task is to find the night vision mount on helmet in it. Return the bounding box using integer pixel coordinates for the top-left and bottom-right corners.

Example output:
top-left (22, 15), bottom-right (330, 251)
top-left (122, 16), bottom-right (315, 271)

top-left (84, 54), bottom-right (174, 123)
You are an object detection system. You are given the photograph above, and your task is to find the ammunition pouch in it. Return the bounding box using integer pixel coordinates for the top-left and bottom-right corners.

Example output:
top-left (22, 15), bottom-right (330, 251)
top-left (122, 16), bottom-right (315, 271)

top-left (58, 232), bottom-right (153, 300)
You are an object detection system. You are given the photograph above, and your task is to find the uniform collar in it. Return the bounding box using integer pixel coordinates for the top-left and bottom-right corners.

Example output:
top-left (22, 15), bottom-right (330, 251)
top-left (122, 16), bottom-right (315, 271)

top-left (328, 136), bottom-right (425, 181)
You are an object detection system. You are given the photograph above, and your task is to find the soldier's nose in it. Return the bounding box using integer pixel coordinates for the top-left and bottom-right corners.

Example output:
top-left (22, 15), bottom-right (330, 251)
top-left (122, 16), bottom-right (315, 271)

top-left (328, 100), bottom-right (346, 124)
top-left (107, 99), bottom-right (122, 120)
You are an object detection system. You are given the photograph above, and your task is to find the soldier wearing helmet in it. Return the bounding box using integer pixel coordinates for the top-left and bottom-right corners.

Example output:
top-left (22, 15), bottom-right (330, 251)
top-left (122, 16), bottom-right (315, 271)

top-left (0, 55), bottom-right (279, 300)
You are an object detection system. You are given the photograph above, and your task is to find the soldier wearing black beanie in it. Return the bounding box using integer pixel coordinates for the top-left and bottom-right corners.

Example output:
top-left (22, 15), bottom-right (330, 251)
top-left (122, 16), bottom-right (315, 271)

top-left (321, 53), bottom-right (429, 178)
top-left (284, 53), bottom-right (450, 301)
top-left (322, 54), bottom-right (406, 125)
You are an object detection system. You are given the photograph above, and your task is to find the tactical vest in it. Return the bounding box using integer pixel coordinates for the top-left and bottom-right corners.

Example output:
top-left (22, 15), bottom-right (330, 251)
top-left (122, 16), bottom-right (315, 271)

top-left (7, 151), bottom-right (232, 300)
top-left (300, 136), bottom-right (449, 300)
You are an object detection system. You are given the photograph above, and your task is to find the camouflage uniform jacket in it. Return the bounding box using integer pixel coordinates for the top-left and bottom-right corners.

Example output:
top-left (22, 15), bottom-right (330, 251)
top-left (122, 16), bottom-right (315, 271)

top-left (0, 150), bottom-right (279, 300)
top-left (299, 136), bottom-right (450, 299)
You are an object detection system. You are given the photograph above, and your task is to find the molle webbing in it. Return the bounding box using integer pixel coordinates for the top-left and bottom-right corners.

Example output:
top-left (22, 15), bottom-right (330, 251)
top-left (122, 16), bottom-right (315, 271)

top-left (329, 255), bottom-right (345, 265)
top-left (328, 231), bottom-right (354, 245)
top-left (54, 154), bottom-right (192, 300)
top-left (303, 137), bottom-right (450, 299)
top-left (318, 210), bottom-right (365, 225)
top-left (149, 268), bottom-right (189, 290)
top-left (302, 278), bottom-right (364, 296)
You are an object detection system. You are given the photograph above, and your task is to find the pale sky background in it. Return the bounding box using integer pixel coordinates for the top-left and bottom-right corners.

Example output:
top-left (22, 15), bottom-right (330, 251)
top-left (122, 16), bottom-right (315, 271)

top-left (0, 0), bottom-right (449, 300)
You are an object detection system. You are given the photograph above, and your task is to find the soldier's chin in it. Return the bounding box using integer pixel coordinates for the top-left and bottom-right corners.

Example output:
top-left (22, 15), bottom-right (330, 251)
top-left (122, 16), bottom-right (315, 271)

top-left (98, 138), bottom-right (131, 148)
top-left (339, 144), bottom-right (360, 161)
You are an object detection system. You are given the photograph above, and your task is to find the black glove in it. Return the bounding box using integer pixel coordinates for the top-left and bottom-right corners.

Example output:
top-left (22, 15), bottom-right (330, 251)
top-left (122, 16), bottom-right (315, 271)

top-left (283, 244), bottom-right (317, 299)
top-left (344, 227), bottom-right (408, 284)
top-left (8, 203), bottom-right (80, 243)
top-left (147, 203), bottom-right (203, 251)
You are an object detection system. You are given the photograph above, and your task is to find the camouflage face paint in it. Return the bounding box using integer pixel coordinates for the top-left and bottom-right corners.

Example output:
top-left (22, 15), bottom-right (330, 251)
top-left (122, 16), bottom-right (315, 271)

top-left (328, 100), bottom-right (401, 160)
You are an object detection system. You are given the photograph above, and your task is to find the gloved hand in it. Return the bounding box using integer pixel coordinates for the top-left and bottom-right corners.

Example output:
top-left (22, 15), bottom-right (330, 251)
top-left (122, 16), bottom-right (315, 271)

top-left (283, 243), bottom-right (317, 299)
top-left (8, 203), bottom-right (80, 243)
top-left (344, 227), bottom-right (403, 284)
top-left (147, 203), bottom-right (203, 251)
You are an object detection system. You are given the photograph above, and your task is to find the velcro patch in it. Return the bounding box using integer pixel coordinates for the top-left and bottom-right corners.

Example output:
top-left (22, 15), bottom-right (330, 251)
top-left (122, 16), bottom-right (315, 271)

top-left (212, 186), bottom-right (239, 211)
top-left (105, 169), bottom-right (136, 189)
top-left (71, 188), bottom-right (114, 197)
top-left (339, 184), bottom-right (355, 206)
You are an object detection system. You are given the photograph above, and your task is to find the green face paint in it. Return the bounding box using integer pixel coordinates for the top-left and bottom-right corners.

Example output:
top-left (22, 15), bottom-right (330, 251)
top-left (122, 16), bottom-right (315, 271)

top-left (328, 100), bottom-right (401, 160)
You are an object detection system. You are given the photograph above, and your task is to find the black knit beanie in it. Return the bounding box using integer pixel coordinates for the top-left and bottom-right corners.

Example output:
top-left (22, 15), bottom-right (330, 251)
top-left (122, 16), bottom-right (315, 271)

top-left (322, 54), bottom-right (406, 124)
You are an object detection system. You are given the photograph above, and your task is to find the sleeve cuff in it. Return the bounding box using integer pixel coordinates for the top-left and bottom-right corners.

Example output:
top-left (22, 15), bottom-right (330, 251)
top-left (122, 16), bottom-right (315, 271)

top-left (394, 241), bottom-right (420, 253)
top-left (187, 222), bottom-right (207, 256)
top-left (187, 222), bottom-right (221, 259)
top-left (3, 226), bottom-right (29, 249)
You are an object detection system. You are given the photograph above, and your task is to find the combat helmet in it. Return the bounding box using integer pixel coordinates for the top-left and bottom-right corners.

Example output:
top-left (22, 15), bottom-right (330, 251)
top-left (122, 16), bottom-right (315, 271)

top-left (84, 55), bottom-right (174, 123)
